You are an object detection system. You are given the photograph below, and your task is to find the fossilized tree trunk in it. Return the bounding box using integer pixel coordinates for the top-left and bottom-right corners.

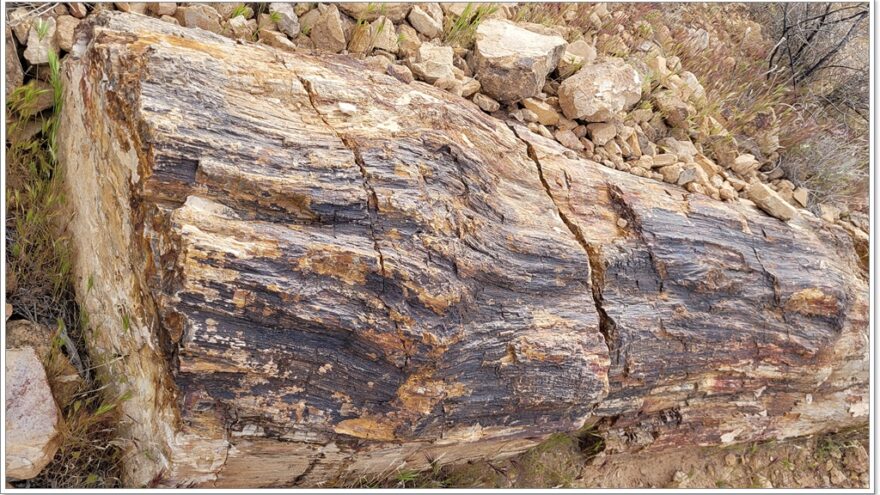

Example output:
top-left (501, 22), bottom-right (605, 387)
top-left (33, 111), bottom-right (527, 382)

top-left (58, 12), bottom-right (868, 487)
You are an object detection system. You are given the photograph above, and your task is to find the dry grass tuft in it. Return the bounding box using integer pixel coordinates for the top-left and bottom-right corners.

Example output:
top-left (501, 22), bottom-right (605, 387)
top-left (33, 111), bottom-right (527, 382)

top-left (6, 50), bottom-right (127, 489)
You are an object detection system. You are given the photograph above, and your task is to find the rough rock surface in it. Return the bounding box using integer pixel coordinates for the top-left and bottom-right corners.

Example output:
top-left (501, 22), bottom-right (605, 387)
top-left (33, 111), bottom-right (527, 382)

top-left (558, 58), bottom-right (642, 121)
top-left (5, 348), bottom-right (63, 480)
top-left (269, 2), bottom-right (299, 38)
top-left (473, 19), bottom-right (566, 102)
top-left (59, 12), bottom-right (868, 488)
top-left (5, 26), bottom-right (23, 99)
top-left (23, 17), bottom-right (59, 65)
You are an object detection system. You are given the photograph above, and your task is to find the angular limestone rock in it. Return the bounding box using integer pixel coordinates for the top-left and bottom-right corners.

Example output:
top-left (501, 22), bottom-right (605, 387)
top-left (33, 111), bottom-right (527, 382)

top-left (473, 19), bottom-right (566, 102)
top-left (59, 12), bottom-right (868, 488)
top-left (746, 182), bottom-right (798, 221)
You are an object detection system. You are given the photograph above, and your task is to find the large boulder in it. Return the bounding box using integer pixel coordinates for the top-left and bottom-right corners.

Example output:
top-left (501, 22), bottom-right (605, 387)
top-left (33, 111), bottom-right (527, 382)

top-left (472, 19), bottom-right (566, 102)
top-left (5, 348), bottom-right (63, 480)
top-left (558, 58), bottom-right (642, 121)
top-left (58, 12), bottom-right (868, 487)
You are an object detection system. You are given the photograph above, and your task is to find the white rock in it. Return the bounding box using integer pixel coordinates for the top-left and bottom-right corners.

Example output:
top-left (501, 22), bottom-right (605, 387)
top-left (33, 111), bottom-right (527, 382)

top-left (5, 348), bottom-right (63, 480)
top-left (411, 42), bottom-right (454, 83)
top-left (23, 17), bottom-right (58, 65)
top-left (558, 57), bottom-right (641, 121)
top-left (408, 5), bottom-right (442, 39)
top-left (270, 3), bottom-right (300, 37)
top-left (558, 39), bottom-right (596, 79)
top-left (310, 5), bottom-right (346, 53)
top-left (472, 19), bottom-right (566, 102)
top-left (731, 154), bottom-right (760, 176)
top-left (370, 16), bottom-right (399, 54)
top-left (747, 182), bottom-right (797, 221)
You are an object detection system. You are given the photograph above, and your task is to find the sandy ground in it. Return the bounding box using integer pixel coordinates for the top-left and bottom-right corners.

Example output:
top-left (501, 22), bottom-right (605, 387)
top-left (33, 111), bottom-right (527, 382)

top-left (390, 427), bottom-right (869, 489)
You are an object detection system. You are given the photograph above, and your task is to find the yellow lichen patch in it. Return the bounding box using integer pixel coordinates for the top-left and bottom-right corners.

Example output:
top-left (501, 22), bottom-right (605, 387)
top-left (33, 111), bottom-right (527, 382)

top-left (511, 330), bottom-right (577, 364)
top-left (232, 289), bottom-right (250, 309)
top-left (397, 370), bottom-right (469, 415)
top-left (361, 328), bottom-right (411, 356)
top-left (296, 245), bottom-right (374, 285)
top-left (334, 417), bottom-right (397, 441)
top-left (135, 33), bottom-right (232, 61)
top-left (785, 288), bottom-right (839, 317)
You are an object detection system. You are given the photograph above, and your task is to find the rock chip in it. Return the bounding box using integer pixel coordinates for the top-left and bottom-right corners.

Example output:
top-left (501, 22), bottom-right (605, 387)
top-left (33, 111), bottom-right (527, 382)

top-left (677, 163), bottom-right (709, 187)
top-left (411, 42), bottom-right (454, 83)
top-left (557, 38), bottom-right (596, 79)
top-left (175, 4), bottom-right (223, 34)
top-left (226, 15), bottom-right (255, 40)
top-left (586, 122), bottom-right (616, 146)
top-left (55, 15), bottom-right (80, 52)
top-left (23, 17), bottom-right (59, 65)
top-left (460, 77), bottom-right (481, 97)
top-left (658, 163), bottom-right (682, 183)
top-left (159, 15), bottom-right (179, 25)
top-left (731, 154), bottom-right (760, 176)
top-left (369, 16), bottom-right (399, 54)
top-left (522, 98), bottom-right (560, 126)
top-left (387, 63), bottom-right (413, 84)
top-left (558, 57), bottom-right (641, 121)
top-left (472, 92), bottom-right (500, 113)
top-left (269, 3), bottom-right (300, 37)
top-left (473, 19), bottom-right (566, 102)
top-left (554, 129), bottom-right (584, 151)
top-left (9, 8), bottom-right (33, 44)
top-left (148, 2), bottom-right (177, 16)
top-left (818, 203), bottom-right (841, 223)
top-left (746, 182), bottom-right (797, 221)
top-left (397, 23), bottom-right (421, 58)
top-left (259, 28), bottom-right (297, 51)
top-left (653, 90), bottom-right (693, 129)
top-left (408, 5), bottom-right (442, 38)
top-left (68, 2), bottom-right (89, 18)
top-left (115, 2), bottom-right (147, 14)
top-left (792, 187), bottom-right (809, 208)
top-left (5, 347), bottom-right (63, 480)
top-left (310, 5), bottom-right (346, 53)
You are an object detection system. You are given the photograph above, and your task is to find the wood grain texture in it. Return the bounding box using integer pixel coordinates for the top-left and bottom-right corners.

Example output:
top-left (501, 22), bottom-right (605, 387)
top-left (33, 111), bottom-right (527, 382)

top-left (58, 12), bottom-right (868, 487)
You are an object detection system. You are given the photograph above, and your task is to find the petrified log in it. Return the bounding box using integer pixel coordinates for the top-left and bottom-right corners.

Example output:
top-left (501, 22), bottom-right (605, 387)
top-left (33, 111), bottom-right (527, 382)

top-left (58, 12), bottom-right (868, 487)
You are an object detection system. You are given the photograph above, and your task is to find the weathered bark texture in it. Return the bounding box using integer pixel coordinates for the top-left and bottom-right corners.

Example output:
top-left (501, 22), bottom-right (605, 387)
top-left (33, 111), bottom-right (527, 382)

top-left (58, 12), bottom-right (868, 487)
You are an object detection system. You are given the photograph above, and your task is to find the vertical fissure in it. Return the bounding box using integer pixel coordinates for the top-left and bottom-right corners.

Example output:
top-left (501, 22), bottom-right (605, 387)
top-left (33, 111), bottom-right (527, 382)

top-left (517, 135), bottom-right (617, 360)
top-left (296, 74), bottom-right (408, 369)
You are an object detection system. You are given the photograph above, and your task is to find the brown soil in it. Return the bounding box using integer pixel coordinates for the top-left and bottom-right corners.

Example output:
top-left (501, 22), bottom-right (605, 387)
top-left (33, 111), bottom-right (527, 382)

top-left (386, 427), bottom-right (869, 489)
